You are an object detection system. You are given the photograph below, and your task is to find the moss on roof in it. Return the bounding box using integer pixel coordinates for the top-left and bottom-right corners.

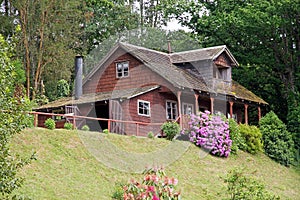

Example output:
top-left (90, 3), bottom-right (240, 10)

top-left (36, 85), bottom-right (160, 110)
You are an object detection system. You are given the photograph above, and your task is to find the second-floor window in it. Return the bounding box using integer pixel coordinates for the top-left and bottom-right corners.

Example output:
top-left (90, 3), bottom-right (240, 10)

top-left (213, 66), bottom-right (230, 81)
top-left (116, 61), bottom-right (129, 78)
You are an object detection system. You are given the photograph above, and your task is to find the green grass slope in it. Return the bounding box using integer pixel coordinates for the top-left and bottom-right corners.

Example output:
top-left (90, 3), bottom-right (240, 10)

top-left (10, 128), bottom-right (300, 199)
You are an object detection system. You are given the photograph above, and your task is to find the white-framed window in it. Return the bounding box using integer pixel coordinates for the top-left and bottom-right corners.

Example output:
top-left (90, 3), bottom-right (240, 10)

top-left (166, 100), bottom-right (177, 120)
top-left (182, 103), bottom-right (194, 115)
top-left (138, 100), bottom-right (150, 117)
top-left (116, 61), bottom-right (129, 78)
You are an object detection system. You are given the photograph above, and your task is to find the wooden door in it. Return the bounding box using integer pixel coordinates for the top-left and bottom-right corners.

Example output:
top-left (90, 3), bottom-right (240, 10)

top-left (109, 100), bottom-right (124, 134)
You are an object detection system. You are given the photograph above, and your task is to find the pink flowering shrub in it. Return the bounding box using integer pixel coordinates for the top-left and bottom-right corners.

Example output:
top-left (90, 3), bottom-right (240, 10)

top-left (183, 111), bottom-right (232, 157)
top-left (122, 167), bottom-right (181, 200)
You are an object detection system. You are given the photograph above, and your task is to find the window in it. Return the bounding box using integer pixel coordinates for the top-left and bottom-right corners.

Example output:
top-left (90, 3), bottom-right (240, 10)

top-left (213, 66), bottom-right (229, 81)
top-left (116, 61), bottom-right (129, 78)
top-left (182, 103), bottom-right (194, 115)
top-left (166, 101), bottom-right (177, 120)
top-left (138, 100), bottom-right (150, 117)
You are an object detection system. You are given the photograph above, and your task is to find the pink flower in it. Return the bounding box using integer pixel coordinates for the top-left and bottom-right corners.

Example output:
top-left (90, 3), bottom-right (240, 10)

top-left (151, 175), bottom-right (159, 183)
top-left (171, 177), bottom-right (178, 185)
top-left (147, 185), bottom-right (155, 192)
top-left (144, 175), bottom-right (151, 181)
top-left (152, 194), bottom-right (160, 200)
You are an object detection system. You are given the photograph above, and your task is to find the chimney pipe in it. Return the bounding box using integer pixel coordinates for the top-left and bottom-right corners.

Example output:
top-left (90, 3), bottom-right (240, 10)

top-left (75, 55), bottom-right (83, 100)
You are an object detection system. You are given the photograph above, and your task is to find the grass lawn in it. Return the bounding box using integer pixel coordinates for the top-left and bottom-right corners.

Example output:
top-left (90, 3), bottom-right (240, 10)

top-left (10, 128), bottom-right (300, 199)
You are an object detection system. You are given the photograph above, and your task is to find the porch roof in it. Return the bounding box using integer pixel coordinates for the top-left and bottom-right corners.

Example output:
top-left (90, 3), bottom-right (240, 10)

top-left (36, 85), bottom-right (160, 110)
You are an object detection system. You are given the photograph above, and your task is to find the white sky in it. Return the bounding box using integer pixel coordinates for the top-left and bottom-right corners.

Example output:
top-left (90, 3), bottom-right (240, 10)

top-left (163, 18), bottom-right (191, 32)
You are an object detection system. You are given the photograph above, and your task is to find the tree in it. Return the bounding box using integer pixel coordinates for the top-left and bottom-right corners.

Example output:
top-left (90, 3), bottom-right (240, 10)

top-left (11, 0), bottom-right (85, 100)
top-left (164, 0), bottom-right (300, 122)
top-left (0, 0), bottom-right (18, 37)
top-left (259, 111), bottom-right (295, 166)
top-left (0, 33), bottom-right (33, 199)
top-left (84, 0), bottom-right (139, 52)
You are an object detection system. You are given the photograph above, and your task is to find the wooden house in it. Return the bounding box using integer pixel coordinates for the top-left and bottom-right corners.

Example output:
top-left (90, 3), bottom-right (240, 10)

top-left (37, 43), bottom-right (267, 136)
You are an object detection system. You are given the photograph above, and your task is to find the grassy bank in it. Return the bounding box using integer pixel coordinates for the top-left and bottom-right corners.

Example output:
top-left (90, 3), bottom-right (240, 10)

top-left (10, 128), bottom-right (300, 199)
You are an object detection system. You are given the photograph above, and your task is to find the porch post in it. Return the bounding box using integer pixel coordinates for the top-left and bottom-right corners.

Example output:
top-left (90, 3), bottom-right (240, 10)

top-left (258, 106), bottom-right (261, 121)
top-left (34, 113), bottom-right (38, 127)
top-left (210, 97), bottom-right (214, 114)
top-left (194, 94), bottom-right (199, 115)
top-left (244, 104), bottom-right (249, 124)
top-left (177, 91), bottom-right (182, 128)
top-left (229, 101), bottom-right (234, 118)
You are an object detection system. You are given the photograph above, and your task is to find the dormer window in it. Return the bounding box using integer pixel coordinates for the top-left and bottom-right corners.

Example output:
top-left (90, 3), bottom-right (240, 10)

top-left (213, 65), bottom-right (231, 81)
top-left (116, 61), bottom-right (129, 78)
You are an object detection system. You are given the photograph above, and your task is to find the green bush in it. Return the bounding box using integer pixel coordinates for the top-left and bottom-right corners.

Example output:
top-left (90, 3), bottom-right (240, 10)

top-left (147, 131), bottom-right (154, 139)
top-left (287, 105), bottom-right (300, 160)
top-left (103, 129), bottom-right (109, 134)
top-left (81, 125), bottom-right (90, 131)
top-left (224, 168), bottom-right (279, 200)
top-left (229, 118), bottom-right (246, 154)
top-left (64, 122), bottom-right (73, 130)
top-left (239, 124), bottom-right (263, 154)
top-left (111, 182), bottom-right (124, 200)
top-left (161, 122), bottom-right (180, 140)
top-left (260, 111), bottom-right (295, 166)
top-left (44, 118), bottom-right (56, 130)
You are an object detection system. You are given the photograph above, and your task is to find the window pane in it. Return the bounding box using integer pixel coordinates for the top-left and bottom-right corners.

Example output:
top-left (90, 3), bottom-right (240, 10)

top-left (139, 108), bottom-right (143, 114)
top-left (116, 62), bottom-right (129, 78)
top-left (117, 63), bottom-right (122, 70)
top-left (138, 101), bottom-right (150, 116)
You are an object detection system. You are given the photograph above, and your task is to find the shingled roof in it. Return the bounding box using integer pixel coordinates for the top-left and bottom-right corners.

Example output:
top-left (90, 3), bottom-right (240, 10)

top-left (38, 42), bottom-right (266, 109)
top-left (170, 45), bottom-right (238, 65)
top-left (119, 43), bottom-right (209, 91)
top-left (116, 43), bottom-right (265, 104)
top-left (37, 85), bottom-right (160, 109)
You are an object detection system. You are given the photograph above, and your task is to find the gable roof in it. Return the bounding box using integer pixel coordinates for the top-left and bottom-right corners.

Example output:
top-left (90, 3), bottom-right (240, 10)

top-left (82, 42), bottom-right (266, 105)
top-left (170, 45), bottom-right (239, 66)
top-left (118, 43), bottom-right (209, 91)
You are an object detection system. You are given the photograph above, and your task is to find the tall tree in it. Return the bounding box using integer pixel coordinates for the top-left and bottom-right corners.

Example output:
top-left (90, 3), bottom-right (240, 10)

top-left (0, 32), bottom-right (33, 200)
top-left (165, 0), bottom-right (300, 121)
top-left (84, 0), bottom-right (139, 52)
top-left (0, 0), bottom-right (18, 37)
top-left (11, 0), bottom-right (85, 100)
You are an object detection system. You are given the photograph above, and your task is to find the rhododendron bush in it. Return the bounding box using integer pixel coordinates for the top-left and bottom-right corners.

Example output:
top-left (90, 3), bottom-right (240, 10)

top-left (122, 167), bottom-right (181, 200)
top-left (183, 111), bottom-right (232, 157)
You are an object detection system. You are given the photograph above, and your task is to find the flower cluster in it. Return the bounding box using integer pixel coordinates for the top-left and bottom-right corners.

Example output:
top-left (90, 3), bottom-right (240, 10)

top-left (183, 111), bottom-right (232, 157)
top-left (122, 167), bottom-right (181, 200)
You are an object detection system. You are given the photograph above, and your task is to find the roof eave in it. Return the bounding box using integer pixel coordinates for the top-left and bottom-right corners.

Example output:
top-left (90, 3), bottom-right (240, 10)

top-left (212, 46), bottom-right (239, 67)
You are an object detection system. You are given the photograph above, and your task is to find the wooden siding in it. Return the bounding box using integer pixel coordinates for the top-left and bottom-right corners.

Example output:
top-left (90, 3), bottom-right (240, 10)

top-left (83, 52), bottom-right (175, 94)
top-left (121, 90), bottom-right (177, 136)
top-left (214, 52), bottom-right (232, 67)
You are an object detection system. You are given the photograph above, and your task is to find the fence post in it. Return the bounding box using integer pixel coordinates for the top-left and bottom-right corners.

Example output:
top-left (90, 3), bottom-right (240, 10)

top-left (136, 123), bottom-right (139, 136)
top-left (108, 119), bottom-right (111, 132)
top-left (72, 116), bottom-right (76, 129)
top-left (34, 113), bottom-right (38, 127)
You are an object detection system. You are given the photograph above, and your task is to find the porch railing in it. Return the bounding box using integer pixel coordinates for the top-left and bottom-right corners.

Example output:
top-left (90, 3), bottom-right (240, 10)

top-left (30, 111), bottom-right (163, 137)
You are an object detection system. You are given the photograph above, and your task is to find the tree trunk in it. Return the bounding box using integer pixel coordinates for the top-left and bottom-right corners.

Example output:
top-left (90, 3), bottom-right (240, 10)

top-left (33, 10), bottom-right (46, 99)
top-left (19, 5), bottom-right (31, 98)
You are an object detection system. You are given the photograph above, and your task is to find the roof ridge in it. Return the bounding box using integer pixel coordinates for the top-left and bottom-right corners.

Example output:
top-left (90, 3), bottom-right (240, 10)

top-left (119, 42), bottom-right (170, 56)
top-left (170, 45), bottom-right (226, 55)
